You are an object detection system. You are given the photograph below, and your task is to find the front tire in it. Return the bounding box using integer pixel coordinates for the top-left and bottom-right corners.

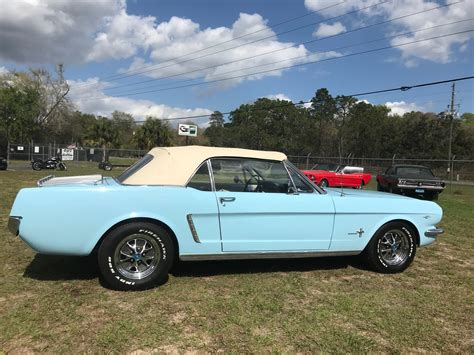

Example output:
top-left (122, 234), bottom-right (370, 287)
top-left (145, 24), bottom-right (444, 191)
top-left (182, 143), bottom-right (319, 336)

top-left (98, 222), bottom-right (175, 290)
top-left (365, 221), bottom-right (416, 273)
top-left (319, 179), bottom-right (329, 188)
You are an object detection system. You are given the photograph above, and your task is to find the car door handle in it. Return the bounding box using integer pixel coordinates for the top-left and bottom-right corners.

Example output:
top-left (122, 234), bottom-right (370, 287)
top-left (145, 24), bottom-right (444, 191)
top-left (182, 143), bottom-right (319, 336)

top-left (220, 197), bottom-right (236, 203)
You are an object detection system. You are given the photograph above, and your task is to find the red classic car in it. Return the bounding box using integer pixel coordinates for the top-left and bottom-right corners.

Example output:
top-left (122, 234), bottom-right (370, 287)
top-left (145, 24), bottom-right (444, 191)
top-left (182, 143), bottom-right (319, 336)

top-left (302, 164), bottom-right (372, 188)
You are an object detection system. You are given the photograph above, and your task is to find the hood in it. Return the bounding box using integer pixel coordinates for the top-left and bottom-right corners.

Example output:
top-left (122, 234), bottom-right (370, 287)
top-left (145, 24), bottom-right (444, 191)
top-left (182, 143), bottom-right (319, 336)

top-left (37, 174), bottom-right (113, 187)
top-left (325, 187), bottom-right (442, 216)
top-left (324, 188), bottom-right (412, 200)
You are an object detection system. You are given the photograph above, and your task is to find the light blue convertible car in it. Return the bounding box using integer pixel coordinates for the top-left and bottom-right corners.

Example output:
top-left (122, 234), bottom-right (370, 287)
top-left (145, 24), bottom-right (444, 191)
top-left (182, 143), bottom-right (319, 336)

top-left (9, 146), bottom-right (444, 290)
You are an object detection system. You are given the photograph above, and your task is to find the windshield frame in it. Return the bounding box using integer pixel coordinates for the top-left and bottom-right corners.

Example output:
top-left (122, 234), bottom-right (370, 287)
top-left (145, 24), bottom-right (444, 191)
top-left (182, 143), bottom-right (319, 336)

top-left (116, 154), bottom-right (154, 184)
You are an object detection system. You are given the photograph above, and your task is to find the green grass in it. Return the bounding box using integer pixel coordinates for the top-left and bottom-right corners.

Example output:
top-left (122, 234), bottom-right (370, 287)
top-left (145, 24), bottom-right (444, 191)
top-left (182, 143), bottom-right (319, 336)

top-left (0, 163), bottom-right (473, 353)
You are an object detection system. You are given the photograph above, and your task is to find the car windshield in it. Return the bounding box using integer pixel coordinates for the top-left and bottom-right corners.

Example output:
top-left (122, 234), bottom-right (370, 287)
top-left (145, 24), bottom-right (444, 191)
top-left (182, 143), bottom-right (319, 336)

top-left (396, 167), bottom-right (435, 178)
top-left (310, 163), bottom-right (339, 171)
top-left (116, 154), bottom-right (153, 183)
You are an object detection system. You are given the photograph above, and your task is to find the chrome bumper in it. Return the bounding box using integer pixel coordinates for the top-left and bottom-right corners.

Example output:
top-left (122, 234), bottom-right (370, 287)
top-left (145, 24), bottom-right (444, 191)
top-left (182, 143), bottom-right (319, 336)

top-left (425, 228), bottom-right (444, 238)
top-left (8, 216), bottom-right (22, 236)
top-left (397, 185), bottom-right (445, 191)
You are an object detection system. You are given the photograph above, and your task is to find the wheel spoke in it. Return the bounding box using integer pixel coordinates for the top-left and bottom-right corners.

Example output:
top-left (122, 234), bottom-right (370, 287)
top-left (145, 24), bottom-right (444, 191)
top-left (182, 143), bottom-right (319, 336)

top-left (114, 234), bottom-right (161, 280)
top-left (378, 229), bottom-right (411, 266)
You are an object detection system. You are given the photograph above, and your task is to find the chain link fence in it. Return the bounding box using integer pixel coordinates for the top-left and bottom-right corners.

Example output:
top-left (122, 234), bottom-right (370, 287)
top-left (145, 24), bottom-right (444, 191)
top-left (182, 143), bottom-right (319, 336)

top-left (287, 154), bottom-right (474, 184)
top-left (4, 142), bottom-right (474, 183)
top-left (5, 142), bottom-right (146, 169)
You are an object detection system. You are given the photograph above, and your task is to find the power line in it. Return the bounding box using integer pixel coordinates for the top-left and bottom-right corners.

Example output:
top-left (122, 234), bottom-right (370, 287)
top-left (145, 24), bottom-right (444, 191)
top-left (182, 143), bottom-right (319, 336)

top-left (72, 1), bottom-right (386, 90)
top-left (74, 2), bottom-right (464, 96)
top-left (74, 30), bottom-right (474, 102)
top-left (100, 1), bottom-right (346, 80)
top-left (127, 76), bottom-right (474, 123)
top-left (73, 18), bottom-right (471, 99)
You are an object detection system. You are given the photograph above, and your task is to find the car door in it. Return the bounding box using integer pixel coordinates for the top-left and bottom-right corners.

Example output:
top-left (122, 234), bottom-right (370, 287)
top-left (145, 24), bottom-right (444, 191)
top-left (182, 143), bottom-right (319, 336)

top-left (211, 158), bottom-right (335, 252)
top-left (184, 161), bottom-right (222, 254)
top-left (379, 167), bottom-right (393, 188)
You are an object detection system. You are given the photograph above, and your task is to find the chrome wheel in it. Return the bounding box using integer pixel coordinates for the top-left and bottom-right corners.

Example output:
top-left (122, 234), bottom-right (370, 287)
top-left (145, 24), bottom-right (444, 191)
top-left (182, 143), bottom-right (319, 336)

top-left (378, 229), bottom-right (410, 266)
top-left (113, 234), bottom-right (161, 280)
top-left (319, 179), bottom-right (328, 188)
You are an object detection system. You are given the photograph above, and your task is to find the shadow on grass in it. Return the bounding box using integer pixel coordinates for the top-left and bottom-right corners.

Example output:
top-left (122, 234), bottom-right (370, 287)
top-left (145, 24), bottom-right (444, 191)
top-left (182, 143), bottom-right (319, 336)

top-left (24, 254), bottom-right (98, 281)
top-left (23, 254), bottom-right (370, 283)
top-left (171, 255), bottom-right (369, 277)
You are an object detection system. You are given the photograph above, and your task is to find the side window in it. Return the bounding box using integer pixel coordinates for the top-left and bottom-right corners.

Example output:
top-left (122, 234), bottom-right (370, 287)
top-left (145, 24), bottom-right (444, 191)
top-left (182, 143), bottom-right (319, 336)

top-left (385, 167), bottom-right (393, 175)
top-left (187, 162), bottom-right (212, 191)
top-left (288, 167), bottom-right (314, 193)
top-left (211, 158), bottom-right (291, 193)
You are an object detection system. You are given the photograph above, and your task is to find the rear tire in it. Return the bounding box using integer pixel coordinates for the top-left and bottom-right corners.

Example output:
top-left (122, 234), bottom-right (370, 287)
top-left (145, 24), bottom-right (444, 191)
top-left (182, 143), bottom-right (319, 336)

top-left (365, 221), bottom-right (416, 273)
top-left (32, 161), bottom-right (42, 171)
top-left (98, 222), bottom-right (175, 290)
top-left (377, 182), bottom-right (384, 191)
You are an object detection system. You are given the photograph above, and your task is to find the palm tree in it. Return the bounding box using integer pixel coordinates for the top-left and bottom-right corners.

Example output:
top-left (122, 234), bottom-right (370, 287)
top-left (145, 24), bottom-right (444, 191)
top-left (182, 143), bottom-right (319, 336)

top-left (87, 117), bottom-right (118, 162)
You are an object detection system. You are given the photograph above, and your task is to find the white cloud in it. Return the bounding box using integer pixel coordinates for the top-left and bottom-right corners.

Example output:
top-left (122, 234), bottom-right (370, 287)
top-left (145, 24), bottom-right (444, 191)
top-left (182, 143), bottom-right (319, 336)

top-left (385, 101), bottom-right (424, 116)
top-left (304, 0), bottom-right (473, 66)
top-left (68, 78), bottom-right (212, 125)
top-left (262, 94), bottom-right (292, 101)
top-left (110, 12), bottom-right (316, 87)
top-left (313, 22), bottom-right (346, 38)
top-left (0, 1), bottom-right (338, 88)
top-left (0, 0), bottom-right (122, 64)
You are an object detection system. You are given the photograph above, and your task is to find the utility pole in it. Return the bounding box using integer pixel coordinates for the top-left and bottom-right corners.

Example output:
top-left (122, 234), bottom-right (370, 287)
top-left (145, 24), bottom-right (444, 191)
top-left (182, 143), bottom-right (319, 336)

top-left (447, 82), bottom-right (455, 173)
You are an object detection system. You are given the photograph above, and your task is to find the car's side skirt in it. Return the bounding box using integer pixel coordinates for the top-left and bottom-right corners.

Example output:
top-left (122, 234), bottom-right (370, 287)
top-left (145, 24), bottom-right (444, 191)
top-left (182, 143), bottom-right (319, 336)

top-left (179, 250), bottom-right (360, 261)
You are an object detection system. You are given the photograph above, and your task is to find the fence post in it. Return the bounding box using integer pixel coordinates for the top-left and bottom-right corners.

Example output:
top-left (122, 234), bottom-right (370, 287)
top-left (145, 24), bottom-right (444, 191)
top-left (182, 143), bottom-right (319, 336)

top-left (450, 155), bottom-right (455, 191)
top-left (306, 153), bottom-right (311, 169)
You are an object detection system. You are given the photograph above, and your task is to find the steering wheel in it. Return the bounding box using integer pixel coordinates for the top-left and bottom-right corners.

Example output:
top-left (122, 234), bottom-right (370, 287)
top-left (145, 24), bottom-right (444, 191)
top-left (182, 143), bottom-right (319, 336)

top-left (243, 167), bottom-right (264, 192)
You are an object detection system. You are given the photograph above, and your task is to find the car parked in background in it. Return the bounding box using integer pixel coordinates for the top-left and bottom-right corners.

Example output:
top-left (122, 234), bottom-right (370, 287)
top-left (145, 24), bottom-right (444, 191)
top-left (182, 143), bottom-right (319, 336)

top-left (9, 146), bottom-right (443, 290)
top-left (302, 164), bottom-right (372, 188)
top-left (376, 165), bottom-right (445, 200)
top-left (0, 157), bottom-right (7, 170)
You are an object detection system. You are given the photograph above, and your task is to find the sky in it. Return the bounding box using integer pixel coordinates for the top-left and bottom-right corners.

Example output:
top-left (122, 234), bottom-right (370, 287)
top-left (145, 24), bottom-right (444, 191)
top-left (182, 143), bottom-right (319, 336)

top-left (0, 0), bottom-right (473, 124)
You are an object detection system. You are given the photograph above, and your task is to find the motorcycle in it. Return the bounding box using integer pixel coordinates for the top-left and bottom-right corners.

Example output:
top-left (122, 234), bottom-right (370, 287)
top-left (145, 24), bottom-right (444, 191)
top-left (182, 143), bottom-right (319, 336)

top-left (32, 156), bottom-right (67, 171)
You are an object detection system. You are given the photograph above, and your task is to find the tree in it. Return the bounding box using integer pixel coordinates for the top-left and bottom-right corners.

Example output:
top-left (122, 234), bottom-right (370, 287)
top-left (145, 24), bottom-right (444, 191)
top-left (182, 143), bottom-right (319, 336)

top-left (133, 117), bottom-right (173, 150)
top-left (86, 117), bottom-right (118, 162)
top-left (0, 80), bottom-right (41, 144)
top-left (334, 95), bottom-right (357, 159)
top-left (205, 111), bottom-right (225, 146)
top-left (111, 111), bottom-right (136, 148)
top-left (0, 66), bottom-right (73, 145)
top-left (309, 88), bottom-right (337, 155)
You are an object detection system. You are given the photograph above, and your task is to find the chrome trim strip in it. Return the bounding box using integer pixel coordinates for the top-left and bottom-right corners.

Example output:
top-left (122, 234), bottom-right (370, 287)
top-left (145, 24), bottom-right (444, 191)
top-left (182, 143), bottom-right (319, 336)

top-left (37, 175), bottom-right (55, 187)
top-left (8, 216), bottom-right (22, 236)
top-left (186, 214), bottom-right (201, 243)
top-left (179, 250), bottom-right (360, 261)
top-left (283, 161), bottom-right (298, 194)
top-left (397, 184), bottom-right (445, 190)
top-left (425, 228), bottom-right (444, 238)
top-left (284, 160), bottom-right (325, 194)
top-left (207, 159), bottom-right (216, 192)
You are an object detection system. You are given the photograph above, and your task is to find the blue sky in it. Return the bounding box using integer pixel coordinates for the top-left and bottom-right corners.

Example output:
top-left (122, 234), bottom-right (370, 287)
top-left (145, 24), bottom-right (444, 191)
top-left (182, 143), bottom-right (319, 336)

top-left (0, 0), bottom-right (473, 122)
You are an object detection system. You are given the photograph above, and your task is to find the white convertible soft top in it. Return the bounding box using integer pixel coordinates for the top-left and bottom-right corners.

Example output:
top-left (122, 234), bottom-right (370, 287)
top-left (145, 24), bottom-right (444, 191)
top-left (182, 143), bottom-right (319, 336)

top-left (122, 145), bottom-right (287, 186)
